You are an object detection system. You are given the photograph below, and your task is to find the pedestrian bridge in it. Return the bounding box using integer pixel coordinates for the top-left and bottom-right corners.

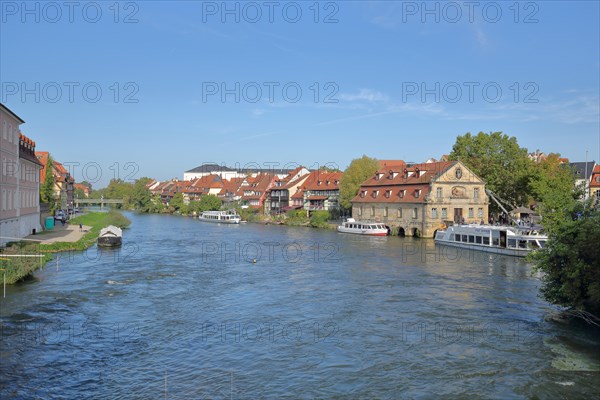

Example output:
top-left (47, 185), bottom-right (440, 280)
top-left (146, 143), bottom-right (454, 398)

top-left (75, 198), bottom-right (124, 209)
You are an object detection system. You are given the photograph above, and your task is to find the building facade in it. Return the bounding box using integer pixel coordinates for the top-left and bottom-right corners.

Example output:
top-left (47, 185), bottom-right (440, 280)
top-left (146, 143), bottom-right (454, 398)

top-left (351, 161), bottom-right (488, 238)
top-left (1, 104), bottom-right (42, 245)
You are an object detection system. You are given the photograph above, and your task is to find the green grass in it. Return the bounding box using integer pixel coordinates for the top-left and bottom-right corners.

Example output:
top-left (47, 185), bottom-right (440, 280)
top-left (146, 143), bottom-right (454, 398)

top-left (0, 210), bottom-right (131, 284)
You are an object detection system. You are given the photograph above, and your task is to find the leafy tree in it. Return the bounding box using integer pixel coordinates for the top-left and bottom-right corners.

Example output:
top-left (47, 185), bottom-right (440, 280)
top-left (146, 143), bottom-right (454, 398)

top-left (532, 203), bottom-right (600, 322)
top-left (169, 192), bottom-right (184, 211)
top-left (198, 195), bottom-right (222, 212)
top-left (40, 155), bottom-right (55, 203)
top-left (449, 132), bottom-right (532, 211)
top-left (131, 179), bottom-right (153, 212)
top-left (310, 210), bottom-right (330, 227)
top-left (528, 153), bottom-right (578, 233)
top-left (339, 155), bottom-right (379, 210)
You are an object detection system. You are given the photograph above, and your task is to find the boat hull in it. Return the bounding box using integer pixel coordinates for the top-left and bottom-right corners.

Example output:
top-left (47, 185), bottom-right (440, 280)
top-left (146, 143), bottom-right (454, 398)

top-left (97, 236), bottom-right (122, 247)
top-left (198, 217), bottom-right (240, 224)
top-left (337, 228), bottom-right (387, 236)
top-left (434, 239), bottom-right (530, 257)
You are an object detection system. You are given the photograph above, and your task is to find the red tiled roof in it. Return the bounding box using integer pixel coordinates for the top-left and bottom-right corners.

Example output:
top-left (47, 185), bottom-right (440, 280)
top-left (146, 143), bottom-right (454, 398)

top-left (378, 160), bottom-right (406, 169)
top-left (360, 161), bottom-right (455, 187)
top-left (35, 151), bottom-right (49, 182)
top-left (302, 171), bottom-right (343, 191)
top-left (307, 195), bottom-right (328, 200)
top-left (352, 185), bottom-right (431, 204)
top-left (219, 177), bottom-right (244, 196)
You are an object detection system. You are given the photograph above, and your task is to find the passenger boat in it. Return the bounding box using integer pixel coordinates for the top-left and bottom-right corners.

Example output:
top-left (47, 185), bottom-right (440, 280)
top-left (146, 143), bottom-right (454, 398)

top-left (97, 225), bottom-right (122, 247)
top-left (337, 218), bottom-right (388, 236)
top-left (434, 224), bottom-right (548, 257)
top-left (199, 210), bottom-right (241, 224)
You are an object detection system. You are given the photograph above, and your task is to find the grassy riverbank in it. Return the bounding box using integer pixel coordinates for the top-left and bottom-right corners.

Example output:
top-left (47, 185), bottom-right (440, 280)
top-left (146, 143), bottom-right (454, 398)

top-left (0, 210), bottom-right (130, 284)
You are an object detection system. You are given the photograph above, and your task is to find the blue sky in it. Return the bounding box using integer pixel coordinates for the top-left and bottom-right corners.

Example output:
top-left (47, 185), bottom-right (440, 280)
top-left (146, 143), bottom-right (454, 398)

top-left (1, 1), bottom-right (599, 188)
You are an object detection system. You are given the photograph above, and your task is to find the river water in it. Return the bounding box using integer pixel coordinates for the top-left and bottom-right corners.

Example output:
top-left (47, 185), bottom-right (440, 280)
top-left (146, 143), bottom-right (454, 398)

top-left (1, 212), bottom-right (598, 399)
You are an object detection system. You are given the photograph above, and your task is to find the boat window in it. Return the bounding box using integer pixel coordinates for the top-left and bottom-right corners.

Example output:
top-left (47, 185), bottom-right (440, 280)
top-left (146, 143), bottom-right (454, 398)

top-left (483, 237), bottom-right (490, 245)
top-left (519, 240), bottom-right (528, 249)
top-left (454, 234), bottom-right (460, 242)
top-left (475, 236), bottom-right (482, 244)
top-left (508, 239), bottom-right (517, 248)
top-left (462, 235), bottom-right (468, 243)
top-left (527, 240), bottom-right (540, 249)
top-left (538, 240), bottom-right (546, 248)
top-left (468, 235), bottom-right (475, 243)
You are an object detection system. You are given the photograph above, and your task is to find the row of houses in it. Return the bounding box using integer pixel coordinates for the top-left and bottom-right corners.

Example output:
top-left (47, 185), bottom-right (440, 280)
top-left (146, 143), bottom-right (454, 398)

top-left (0, 103), bottom-right (93, 246)
top-left (149, 165), bottom-right (345, 213)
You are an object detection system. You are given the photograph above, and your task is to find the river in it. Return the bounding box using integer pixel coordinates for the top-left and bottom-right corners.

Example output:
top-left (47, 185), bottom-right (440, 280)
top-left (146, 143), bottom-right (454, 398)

top-left (1, 212), bottom-right (598, 399)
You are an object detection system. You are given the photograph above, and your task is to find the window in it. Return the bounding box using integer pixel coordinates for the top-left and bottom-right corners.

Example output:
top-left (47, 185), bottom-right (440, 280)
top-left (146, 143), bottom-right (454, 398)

top-left (474, 188), bottom-right (479, 199)
top-left (385, 190), bottom-right (391, 198)
top-left (397, 208), bottom-right (402, 218)
top-left (436, 187), bottom-right (442, 198)
top-left (508, 239), bottom-right (517, 248)
top-left (371, 206), bottom-right (375, 216)
top-left (468, 208), bottom-right (474, 218)
top-left (468, 235), bottom-right (475, 243)
top-left (478, 208), bottom-right (483, 218)
top-left (384, 207), bottom-right (388, 217)
top-left (412, 208), bottom-right (418, 219)
top-left (441, 208), bottom-right (447, 219)
top-left (414, 189), bottom-right (421, 198)
top-left (455, 234), bottom-right (461, 242)
top-left (399, 190), bottom-right (405, 198)
top-left (475, 236), bottom-right (482, 244)
top-left (360, 190), bottom-right (366, 198)
top-left (595, 190), bottom-right (600, 199)
top-left (431, 208), bottom-right (438, 218)
top-left (483, 237), bottom-right (490, 245)
top-left (358, 206), bottom-right (362, 216)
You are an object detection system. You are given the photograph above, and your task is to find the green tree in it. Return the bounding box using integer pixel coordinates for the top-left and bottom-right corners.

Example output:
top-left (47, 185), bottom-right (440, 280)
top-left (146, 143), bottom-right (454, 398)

top-left (131, 179), bottom-right (153, 212)
top-left (528, 153), bottom-right (578, 233)
top-left (449, 132), bottom-right (532, 211)
top-left (310, 210), bottom-right (330, 227)
top-left (339, 155), bottom-right (379, 210)
top-left (40, 155), bottom-right (55, 203)
top-left (532, 203), bottom-right (600, 322)
top-left (170, 192), bottom-right (184, 211)
top-left (198, 195), bottom-right (222, 212)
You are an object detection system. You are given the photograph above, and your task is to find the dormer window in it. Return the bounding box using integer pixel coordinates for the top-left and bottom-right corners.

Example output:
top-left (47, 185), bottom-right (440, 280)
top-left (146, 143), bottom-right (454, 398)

top-left (317, 181), bottom-right (322, 186)
top-left (415, 189), bottom-right (421, 198)
top-left (326, 180), bottom-right (330, 185)
top-left (360, 190), bottom-right (366, 198)
top-left (385, 190), bottom-right (391, 198)
top-left (399, 190), bottom-right (405, 198)
top-left (372, 190), bottom-right (379, 198)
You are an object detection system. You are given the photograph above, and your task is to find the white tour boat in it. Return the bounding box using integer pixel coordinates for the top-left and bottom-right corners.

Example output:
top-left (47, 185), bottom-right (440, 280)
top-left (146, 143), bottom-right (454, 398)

top-left (434, 224), bottom-right (548, 257)
top-left (337, 218), bottom-right (388, 236)
top-left (198, 210), bottom-right (241, 224)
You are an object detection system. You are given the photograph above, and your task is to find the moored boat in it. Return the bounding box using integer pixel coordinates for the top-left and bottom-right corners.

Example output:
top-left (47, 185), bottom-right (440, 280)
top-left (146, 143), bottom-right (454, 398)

top-left (337, 218), bottom-right (388, 236)
top-left (434, 224), bottom-right (548, 257)
top-left (97, 225), bottom-right (123, 247)
top-left (199, 210), bottom-right (241, 224)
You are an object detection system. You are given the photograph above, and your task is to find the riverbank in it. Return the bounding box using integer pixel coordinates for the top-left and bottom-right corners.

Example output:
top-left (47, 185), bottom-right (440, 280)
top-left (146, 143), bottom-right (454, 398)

top-left (0, 210), bottom-right (131, 284)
